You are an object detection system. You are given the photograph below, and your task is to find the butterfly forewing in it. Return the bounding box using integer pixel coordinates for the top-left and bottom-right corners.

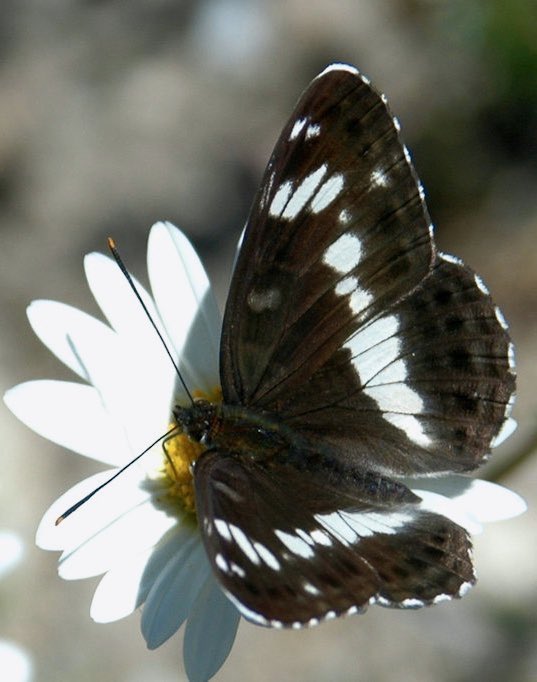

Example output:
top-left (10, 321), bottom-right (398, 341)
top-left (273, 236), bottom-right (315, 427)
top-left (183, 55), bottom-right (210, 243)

top-left (221, 65), bottom-right (435, 406)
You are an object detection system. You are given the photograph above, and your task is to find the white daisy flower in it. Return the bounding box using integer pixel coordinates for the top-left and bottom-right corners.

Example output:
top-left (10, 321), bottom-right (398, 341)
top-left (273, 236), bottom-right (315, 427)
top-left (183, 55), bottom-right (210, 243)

top-left (4, 221), bottom-right (240, 682)
top-left (3, 221), bottom-right (526, 680)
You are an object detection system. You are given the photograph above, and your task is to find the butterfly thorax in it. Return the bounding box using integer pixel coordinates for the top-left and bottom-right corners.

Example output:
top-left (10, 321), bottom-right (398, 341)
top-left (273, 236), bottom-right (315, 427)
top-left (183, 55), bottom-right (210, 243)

top-left (174, 400), bottom-right (293, 461)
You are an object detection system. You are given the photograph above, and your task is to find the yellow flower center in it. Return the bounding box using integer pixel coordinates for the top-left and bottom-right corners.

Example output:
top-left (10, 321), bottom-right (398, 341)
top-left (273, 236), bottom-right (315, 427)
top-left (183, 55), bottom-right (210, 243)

top-left (157, 386), bottom-right (222, 521)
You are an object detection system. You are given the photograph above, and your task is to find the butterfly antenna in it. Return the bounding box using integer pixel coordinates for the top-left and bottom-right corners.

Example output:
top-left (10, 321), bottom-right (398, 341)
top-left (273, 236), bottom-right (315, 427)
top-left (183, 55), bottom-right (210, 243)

top-left (55, 425), bottom-right (178, 525)
top-left (107, 237), bottom-right (194, 404)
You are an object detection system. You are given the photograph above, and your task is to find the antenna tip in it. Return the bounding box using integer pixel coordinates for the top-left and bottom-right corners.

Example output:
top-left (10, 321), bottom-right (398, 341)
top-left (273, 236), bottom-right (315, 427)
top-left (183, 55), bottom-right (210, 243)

top-left (55, 514), bottom-right (65, 526)
top-left (107, 236), bottom-right (117, 250)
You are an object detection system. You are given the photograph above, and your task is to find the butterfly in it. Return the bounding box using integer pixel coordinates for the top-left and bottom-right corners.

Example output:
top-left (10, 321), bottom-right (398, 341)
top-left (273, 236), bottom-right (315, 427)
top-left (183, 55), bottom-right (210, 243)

top-left (175, 63), bottom-right (516, 628)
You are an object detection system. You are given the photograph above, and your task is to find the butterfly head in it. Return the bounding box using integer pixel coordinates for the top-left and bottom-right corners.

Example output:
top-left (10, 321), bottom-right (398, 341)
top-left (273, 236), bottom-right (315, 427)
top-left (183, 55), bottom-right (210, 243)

top-left (173, 399), bottom-right (217, 447)
top-left (155, 400), bottom-right (218, 519)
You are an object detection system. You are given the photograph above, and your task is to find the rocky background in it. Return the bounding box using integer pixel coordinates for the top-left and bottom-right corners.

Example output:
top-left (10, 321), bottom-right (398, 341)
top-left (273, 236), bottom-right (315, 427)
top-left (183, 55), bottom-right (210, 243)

top-left (1, 1), bottom-right (536, 681)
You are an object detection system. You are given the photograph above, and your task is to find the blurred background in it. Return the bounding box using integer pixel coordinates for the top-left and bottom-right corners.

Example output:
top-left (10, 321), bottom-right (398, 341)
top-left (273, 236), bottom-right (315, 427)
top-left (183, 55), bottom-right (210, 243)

top-left (1, 1), bottom-right (536, 680)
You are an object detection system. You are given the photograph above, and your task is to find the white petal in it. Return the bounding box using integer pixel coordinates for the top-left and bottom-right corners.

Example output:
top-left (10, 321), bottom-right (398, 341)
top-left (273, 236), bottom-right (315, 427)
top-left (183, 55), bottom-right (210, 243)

top-left (410, 475), bottom-right (526, 535)
top-left (91, 547), bottom-right (153, 622)
top-left (58, 497), bottom-right (178, 580)
top-left (491, 417), bottom-right (517, 447)
top-left (147, 222), bottom-right (221, 394)
top-left (184, 574), bottom-right (240, 682)
top-left (90, 526), bottom-right (189, 622)
top-left (84, 252), bottom-right (177, 441)
top-left (4, 381), bottom-right (130, 465)
top-left (27, 301), bottom-right (152, 441)
top-left (85, 252), bottom-right (162, 343)
top-left (27, 300), bottom-right (116, 382)
top-left (36, 467), bottom-right (151, 552)
top-left (415, 490), bottom-right (483, 535)
top-left (142, 534), bottom-right (211, 649)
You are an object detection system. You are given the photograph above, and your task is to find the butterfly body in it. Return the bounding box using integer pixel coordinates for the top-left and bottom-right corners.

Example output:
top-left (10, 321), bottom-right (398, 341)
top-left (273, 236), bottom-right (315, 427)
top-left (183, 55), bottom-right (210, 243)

top-left (175, 401), bottom-right (297, 461)
top-left (176, 64), bottom-right (515, 628)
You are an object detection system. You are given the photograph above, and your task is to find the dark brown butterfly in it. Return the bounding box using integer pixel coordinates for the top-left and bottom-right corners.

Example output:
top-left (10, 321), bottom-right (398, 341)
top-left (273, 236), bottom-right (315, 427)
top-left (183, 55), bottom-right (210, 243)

top-left (174, 64), bottom-right (515, 628)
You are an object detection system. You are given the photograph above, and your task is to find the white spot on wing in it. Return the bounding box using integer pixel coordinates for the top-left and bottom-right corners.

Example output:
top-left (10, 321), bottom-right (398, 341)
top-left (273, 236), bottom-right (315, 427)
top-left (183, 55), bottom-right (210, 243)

top-left (339, 208), bottom-right (351, 224)
top-left (215, 553), bottom-right (230, 573)
top-left (474, 273), bottom-right (489, 295)
top-left (303, 582), bottom-right (320, 595)
top-left (344, 509), bottom-right (414, 536)
top-left (314, 512), bottom-right (355, 544)
top-left (289, 117), bottom-right (307, 141)
top-left (335, 275), bottom-right (357, 296)
top-left (433, 593), bottom-right (451, 605)
top-left (275, 530), bottom-right (315, 558)
top-left (440, 252), bottom-right (463, 266)
top-left (370, 168), bottom-right (390, 188)
top-left (369, 358), bottom-right (408, 385)
top-left (418, 181), bottom-right (426, 201)
top-left (348, 287), bottom-right (373, 315)
top-left (214, 518), bottom-right (232, 541)
top-left (306, 123), bottom-right (321, 139)
top-left (230, 562), bottom-right (246, 578)
top-left (269, 180), bottom-right (293, 217)
top-left (229, 524), bottom-right (260, 565)
top-left (282, 164), bottom-right (328, 220)
top-left (458, 581), bottom-right (473, 597)
top-left (323, 233), bottom-right (363, 274)
top-left (505, 393), bottom-right (516, 418)
top-left (295, 529), bottom-right (314, 545)
top-left (311, 174), bottom-right (345, 213)
top-left (508, 342), bottom-right (515, 369)
top-left (345, 335), bottom-right (400, 386)
top-left (383, 413), bottom-right (431, 447)
top-left (225, 591), bottom-right (269, 626)
top-left (495, 306), bottom-right (509, 330)
top-left (364, 384), bottom-right (425, 415)
top-left (260, 171), bottom-right (276, 210)
top-left (344, 314), bottom-right (431, 446)
top-left (316, 63), bottom-right (359, 80)
top-left (309, 529), bottom-right (332, 546)
top-left (348, 315), bottom-right (399, 354)
top-left (253, 542), bottom-right (281, 570)
top-left (247, 286), bottom-right (281, 313)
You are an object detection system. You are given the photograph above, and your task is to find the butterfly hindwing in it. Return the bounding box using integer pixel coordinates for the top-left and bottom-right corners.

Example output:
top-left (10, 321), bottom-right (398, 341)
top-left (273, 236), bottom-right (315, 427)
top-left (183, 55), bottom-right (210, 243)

top-left (268, 255), bottom-right (515, 475)
top-left (194, 449), bottom-right (475, 626)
